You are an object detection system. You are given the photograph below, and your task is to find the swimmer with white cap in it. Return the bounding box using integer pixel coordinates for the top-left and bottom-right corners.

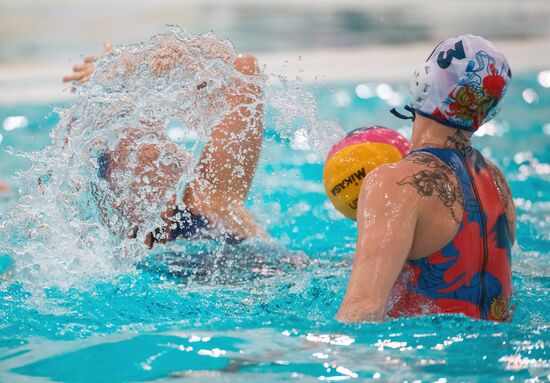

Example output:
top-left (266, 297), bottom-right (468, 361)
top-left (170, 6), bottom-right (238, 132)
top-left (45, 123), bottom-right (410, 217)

top-left (64, 39), bottom-right (266, 248)
top-left (337, 35), bottom-right (516, 322)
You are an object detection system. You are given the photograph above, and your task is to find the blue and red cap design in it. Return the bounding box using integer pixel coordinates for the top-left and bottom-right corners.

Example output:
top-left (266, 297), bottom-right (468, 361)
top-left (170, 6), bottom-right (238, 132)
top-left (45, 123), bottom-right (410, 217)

top-left (409, 34), bottom-right (512, 132)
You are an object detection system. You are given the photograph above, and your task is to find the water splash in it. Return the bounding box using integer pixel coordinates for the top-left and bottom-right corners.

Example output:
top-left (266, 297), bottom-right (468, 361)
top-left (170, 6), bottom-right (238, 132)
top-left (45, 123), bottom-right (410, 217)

top-left (0, 27), bottom-right (340, 298)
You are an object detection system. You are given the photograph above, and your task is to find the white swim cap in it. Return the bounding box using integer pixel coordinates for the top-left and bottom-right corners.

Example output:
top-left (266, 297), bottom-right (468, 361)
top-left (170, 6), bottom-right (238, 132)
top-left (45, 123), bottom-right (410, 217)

top-left (409, 34), bottom-right (512, 132)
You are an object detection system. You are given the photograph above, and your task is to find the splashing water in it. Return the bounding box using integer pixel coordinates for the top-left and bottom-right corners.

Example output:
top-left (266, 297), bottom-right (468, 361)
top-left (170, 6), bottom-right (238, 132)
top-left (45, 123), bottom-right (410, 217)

top-left (0, 27), bottom-right (339, 298)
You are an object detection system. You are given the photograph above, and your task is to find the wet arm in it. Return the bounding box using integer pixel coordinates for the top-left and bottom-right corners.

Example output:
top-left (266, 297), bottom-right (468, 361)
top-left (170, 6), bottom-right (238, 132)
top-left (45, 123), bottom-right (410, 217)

top-left (336, 167), bottom-right (419, 322)
top-left (184, 55), bottom-right (265, 238)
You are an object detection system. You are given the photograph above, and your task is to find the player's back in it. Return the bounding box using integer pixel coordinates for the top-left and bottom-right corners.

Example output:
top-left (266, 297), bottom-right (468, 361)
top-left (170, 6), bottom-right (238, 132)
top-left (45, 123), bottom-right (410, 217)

top-left (389, 147), bottom-right (515, 321)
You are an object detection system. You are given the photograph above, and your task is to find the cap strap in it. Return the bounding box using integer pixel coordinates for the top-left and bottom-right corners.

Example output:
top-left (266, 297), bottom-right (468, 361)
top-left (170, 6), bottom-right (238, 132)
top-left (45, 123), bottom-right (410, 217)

top-left (390, 105), bottom-right (416, 121)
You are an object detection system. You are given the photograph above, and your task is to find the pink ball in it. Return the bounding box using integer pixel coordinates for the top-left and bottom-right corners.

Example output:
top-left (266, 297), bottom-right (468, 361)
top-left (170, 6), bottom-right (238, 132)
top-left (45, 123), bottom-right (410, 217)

top-left (327, 126), bottom-right (410, 161)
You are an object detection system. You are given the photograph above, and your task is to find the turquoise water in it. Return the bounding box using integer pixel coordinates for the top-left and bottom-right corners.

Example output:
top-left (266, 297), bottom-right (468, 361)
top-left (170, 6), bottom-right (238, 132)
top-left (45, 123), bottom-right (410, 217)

top-left (0, 72), bottom-right (548, 382)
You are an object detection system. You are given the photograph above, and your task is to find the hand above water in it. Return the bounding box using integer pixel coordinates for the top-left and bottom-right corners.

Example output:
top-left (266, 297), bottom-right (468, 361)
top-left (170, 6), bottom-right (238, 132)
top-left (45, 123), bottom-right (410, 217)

top-left (62, 42), bottom-right (112, 84)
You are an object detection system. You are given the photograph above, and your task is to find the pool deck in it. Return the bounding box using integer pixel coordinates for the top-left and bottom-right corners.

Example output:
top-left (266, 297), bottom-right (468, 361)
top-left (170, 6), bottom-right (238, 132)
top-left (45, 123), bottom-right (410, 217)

top-left (1, 37), bottom-right (549, 105)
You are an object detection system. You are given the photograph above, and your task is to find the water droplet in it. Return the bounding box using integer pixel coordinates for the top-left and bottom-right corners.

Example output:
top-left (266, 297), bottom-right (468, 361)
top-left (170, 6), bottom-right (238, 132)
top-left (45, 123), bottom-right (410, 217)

top-left (3, 116), bottom-right (28, 131)
top-left (537, 70), bottom-right (550, 88)
top-left (355, 83), bottom-right (373, 99)
top-left (333, 90), bottom-right (351, 107)
top-left (376, 83), bottom-right (393, 100)
top-left (522, 88), bottom-right (538, 104)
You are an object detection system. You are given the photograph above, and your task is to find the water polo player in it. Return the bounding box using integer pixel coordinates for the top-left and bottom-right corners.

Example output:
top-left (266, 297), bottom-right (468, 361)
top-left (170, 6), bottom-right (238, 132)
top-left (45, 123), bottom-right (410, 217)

top-left (63, 38), bottom-right (266, 248)
top-left (335, 35), bottom-right (515, 322)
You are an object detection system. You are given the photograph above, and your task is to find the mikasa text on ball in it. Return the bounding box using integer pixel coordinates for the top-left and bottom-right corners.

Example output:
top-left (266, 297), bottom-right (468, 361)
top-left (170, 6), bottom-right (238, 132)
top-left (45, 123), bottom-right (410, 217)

top-left (323, 126), bottom-right (410, 220)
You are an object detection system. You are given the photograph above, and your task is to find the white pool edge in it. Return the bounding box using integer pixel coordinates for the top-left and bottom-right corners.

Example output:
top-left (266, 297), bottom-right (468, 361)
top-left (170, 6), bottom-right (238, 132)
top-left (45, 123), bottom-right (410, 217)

top-left (1, 37), bottom-right (548, 105)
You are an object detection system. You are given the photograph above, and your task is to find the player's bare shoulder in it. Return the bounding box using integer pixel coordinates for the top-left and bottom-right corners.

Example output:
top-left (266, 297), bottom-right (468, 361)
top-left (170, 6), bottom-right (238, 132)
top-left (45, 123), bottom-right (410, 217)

top-left (358, 159), bottom-right (417, 199)
top-left (360, 158), bottom-right (416, 189)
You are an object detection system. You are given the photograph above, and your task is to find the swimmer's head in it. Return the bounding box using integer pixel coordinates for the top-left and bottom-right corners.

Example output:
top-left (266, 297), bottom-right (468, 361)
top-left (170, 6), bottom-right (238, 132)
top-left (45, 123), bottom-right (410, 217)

top-left (95, 128), bottom-right (191, 232)
top-left (408, 34), bottom-right (512, 132)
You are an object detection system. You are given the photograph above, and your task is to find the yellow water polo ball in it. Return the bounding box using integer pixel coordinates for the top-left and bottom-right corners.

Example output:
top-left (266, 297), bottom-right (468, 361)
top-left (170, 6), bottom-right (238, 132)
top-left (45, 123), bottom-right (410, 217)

top-left (323, 126), bottom-right (410, 220)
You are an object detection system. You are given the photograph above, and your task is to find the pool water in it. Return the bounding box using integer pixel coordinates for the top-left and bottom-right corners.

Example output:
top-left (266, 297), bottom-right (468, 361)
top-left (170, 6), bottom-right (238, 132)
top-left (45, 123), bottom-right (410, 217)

top-left (0, 72), bottom-right (548, 382)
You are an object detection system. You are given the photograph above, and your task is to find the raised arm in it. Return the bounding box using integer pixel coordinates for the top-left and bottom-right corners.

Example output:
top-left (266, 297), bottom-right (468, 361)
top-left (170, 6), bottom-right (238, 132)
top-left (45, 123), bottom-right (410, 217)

top-left (144, 55), bottom-right (266, 247)
top-left (182, 55), bottom-right (265, 239)
top-left (336, 164), bottom-right (419, 322)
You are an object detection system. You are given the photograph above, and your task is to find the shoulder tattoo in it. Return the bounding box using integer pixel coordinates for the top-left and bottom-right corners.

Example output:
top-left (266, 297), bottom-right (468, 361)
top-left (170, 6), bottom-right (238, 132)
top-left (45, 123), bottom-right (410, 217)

top-left (397, 153), bottom-right (463, 224)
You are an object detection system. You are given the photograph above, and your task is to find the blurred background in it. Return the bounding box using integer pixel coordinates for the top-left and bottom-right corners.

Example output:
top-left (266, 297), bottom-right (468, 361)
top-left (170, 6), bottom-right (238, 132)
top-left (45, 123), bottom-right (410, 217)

top-left (1, 0), bottom-right (549, 104)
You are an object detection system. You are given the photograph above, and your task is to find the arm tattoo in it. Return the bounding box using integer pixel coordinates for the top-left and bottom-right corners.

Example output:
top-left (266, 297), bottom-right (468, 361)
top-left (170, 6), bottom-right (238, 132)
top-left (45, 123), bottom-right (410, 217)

top-left (398, 153), bottom-right (463, 224)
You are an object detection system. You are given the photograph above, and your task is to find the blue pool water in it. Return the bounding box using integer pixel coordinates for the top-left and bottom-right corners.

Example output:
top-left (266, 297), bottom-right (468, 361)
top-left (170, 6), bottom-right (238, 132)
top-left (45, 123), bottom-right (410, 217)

top-left (0, 71), bottom-right (548, 382)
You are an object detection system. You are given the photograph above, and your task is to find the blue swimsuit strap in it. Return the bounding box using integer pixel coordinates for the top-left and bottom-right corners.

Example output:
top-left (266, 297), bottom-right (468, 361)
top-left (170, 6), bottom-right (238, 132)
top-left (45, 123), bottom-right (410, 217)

top-left (153, 207), bottom-right (243, 245)
top-left (167, 208), bottom-right (210, 241)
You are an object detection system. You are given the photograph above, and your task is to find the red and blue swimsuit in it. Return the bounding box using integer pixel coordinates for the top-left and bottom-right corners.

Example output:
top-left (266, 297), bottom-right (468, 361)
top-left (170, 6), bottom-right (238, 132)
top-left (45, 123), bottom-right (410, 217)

top-left (389, 147), bottom-right (513, 321)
